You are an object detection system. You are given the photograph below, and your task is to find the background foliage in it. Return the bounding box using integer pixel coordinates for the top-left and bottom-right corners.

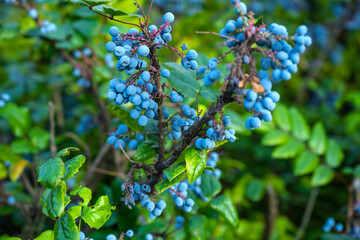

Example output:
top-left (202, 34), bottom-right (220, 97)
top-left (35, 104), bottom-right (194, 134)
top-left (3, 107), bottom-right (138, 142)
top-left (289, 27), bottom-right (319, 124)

top-left (0, 0), bottom-right (359, 239)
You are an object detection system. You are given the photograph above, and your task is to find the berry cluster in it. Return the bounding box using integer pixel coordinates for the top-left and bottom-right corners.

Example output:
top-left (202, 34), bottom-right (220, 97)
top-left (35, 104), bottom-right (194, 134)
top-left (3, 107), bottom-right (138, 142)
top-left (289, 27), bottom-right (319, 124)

top-left (197, 58), bottom-right (222, 86)
top-left (107, 124), bottom-right (145, 151)
top-left (322, 217), bottom-right (344, 233)
top-left (167, 105), bottom-right (197, 141)
top-left (195, 116), bottom-right (235, 150)
top-left (167, 182), bottom-right (194, 212)
top-left (121, 183), bottom-right (167, 220)
top-left (0, 93), bottom-right (11, 108)
top-left (28, 8), bottom-right (57, 34)
top-left (174, 216), bottom-right (185, 229)
top-left (76, 114), bottom-right (98, 135)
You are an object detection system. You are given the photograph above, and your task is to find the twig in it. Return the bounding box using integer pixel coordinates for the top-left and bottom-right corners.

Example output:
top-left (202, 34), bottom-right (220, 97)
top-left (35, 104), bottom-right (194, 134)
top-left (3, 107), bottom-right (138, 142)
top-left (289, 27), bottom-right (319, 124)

top-left (346, 182), bottom-right (354, 233)
top-left (262, 183), bottom-right (278, 240)
top-left (146, 0), bottom-right (154, 26)
top-left (48, 102), bottom-right (57, 158)
top-left (294, 187), bottom-right (319, 240)
top-left (93, 167), bottom-right (126, 178)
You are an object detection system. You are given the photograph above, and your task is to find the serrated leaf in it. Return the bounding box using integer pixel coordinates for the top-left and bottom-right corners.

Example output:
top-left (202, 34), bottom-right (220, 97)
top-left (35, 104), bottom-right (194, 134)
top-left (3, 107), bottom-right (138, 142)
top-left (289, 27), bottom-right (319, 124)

top-left (200, 85), bottom-right (221, 102)
top-left (273, 104), bottom-right (291, 132)
top-left (107, 104), bottom-right (144, 132)
top-left (62, 155), bottom-right (86, 180)
top-left (70, 186), bottom-right (92, 206)
top-left (82, 195), bottom-right (115, 229)
top-left (311, 165), bottom-right (334, 186)
top-left (35, 230), bottom-right (54, 240)
top-left (156, 172), bottom-right (186, 194)
top-left (56, 147), bottom-right (80, 157)
top-left (272, 138), bottom-right (304, 159)
top-left (309, 122), bottom-right (327, 155)
top-left (325, 140), bottom-right (344, 168)
top-left (37, 157), bottom-right (65, 188)
top-left (54, 212), bottom-right (79, 240)
top-left (167, 71), bottom-right (200, 99)
top-left (93, 5), bottom-right (141, 17)
top-left (210, 195), bottom-right (239, 227)
top-left (68, 205), bottom-right (82, 219)
top-left (245, 179), bottom-right (264, 202)
top-left (201, 174), bottom-right (221, 198)
top-left (294, 151), bottom-right (319, 176)
top-left (40, 181), bottom-right (70, 220)
top-left (289, 107), bottom-right (310, 141)
top-left (164, 161), bottom-right (186, 181)
top-left (133, 141), bottom-right (157, 162)
top-left (188, 215), bottom-right (206, 240)
top-left (261, 129), bottom-right (289, 146)
top-left (185, 146), bottom-right (207, 184)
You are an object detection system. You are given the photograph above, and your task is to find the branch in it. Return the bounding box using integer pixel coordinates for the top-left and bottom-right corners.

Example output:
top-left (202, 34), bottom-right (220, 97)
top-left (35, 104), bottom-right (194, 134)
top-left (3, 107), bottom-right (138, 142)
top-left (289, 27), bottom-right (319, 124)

top-left (346, 182), bottom-right (354, 233)
top-left (262, 183), bottom-right (278, 240)
top-left (48, 102), bottom-right (57, 158)
top-left (294, 187), bottom-right (319, 240)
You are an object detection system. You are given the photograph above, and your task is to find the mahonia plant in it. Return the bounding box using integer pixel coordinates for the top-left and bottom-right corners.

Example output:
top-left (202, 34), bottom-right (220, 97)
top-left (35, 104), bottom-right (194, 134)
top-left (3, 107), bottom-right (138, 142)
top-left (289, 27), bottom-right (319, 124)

top-left (70, 0), bottom-right (312, 238)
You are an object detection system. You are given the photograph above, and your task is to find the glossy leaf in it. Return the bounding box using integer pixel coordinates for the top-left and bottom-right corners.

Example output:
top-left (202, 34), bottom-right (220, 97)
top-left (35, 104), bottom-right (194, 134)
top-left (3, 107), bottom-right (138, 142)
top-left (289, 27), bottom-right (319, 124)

top-left (185, 146), bottom-right (207, 184)
top-left (311, 165), bottom-right (334, 187)
top-left (201, 174), bottom-right (222, 198)
top-left (37, 157), bottom-right (65, 188)
top-left (272, 138), bottom-right (304, 159)
top-left (70, 186), bottom-right (92, 206)
top-left (325, 140), bottom-right (344, 168)
top-left (62, 155), bottom-right (86, 180)
top-left (294, 151), bottom-right (319, 176)
top-left (133, 141), bottom-right (157, 162)
top-left (56, 148), bottom-right (80, 158)
top-left (68, 205), bottom-right (82, 219)
top-left (289, 107), bottom-right (310, 141)
top-left (309, 122), bottom-right (327, 155)
top-left (82, 195), bottom-right (115, 229)
top-left (210, 195), bottom-right (239, 227)
top-left (164, 161), bottom-right (186, 182)
top-left (82, 0), bottom-right (112, 6)
top-left (40, 181), bottom-right (70, 220)
top-left (167, 71), bottom-right (200, 99)
top-left (156, 172), bottom-right (186, 194)
top-left (34, 230), bottom-right (54, 240)
top-left (54, 212), bottom-right (79, 240)
top-left (93, 5), bottom-right (141, 17)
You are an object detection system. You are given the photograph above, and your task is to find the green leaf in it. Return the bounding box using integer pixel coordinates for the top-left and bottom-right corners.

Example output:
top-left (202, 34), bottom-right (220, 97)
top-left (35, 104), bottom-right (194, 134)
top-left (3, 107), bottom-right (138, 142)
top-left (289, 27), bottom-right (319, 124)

top-left (201, 174), bottom-right (222, 198)
top-left (11, 138), bottom-right (36, 154)
top-left (0, 145), bottom-right (23, 163)
top-left (73, 20), bottom-right (99, 38)
top-left (56, 147), bottom-right (80, 158)
top-left (167, 71), bottom-right (200, 99)
top-left (272, 138), bottom-right (304, 159)
top-left (54, 212), bottom-right (79, 240)
top-left (133, 141), bottom-right (157, 162)
top-left (107, 104), bottom-right (144, 132)
top-left (294, 151), bottom-right (319, 176)
top-left (210, 195), bottom-right (239, 227)
top-left (0, 163), bottom-right (7, 180)
top-left (29, 127), bottom-right (50, 150)
top-left (273, 104), bottom-right (291, 132)
top-left (70, 186), bottom-right (92, 206)
top-left (185, 146), bottom-right (207, 184)
top-left (164, 161), bottom-right (186, 182)
top-left (163, 62), bottom-right (196, 76)
top-left (156, 172), bottom-right (186, 194)
top-left (204, 166), bottom-right (215, 172)
top-left (69, 0), bottom-right (88, 6)
top-left (92, 5), bottom-right (141, 17)
top-left (245, 179), bottom-right (264, 202)
top-left (199, 85), bottom-right (221, 102)
top-left (68, 206), bottom-right (82, 219)
top-left (37, 157), bottom-right (65, 188)
top-left (309, 122), bottom-right (327, 155)
top-left (261, 129), bottom-right (290, 146)
top-left (62, 155), bottom-right (86, 180)
top-left (82, 195), bottom-right (115, 229)
top-left (311, 165), bottom-right (334, 186)
top-left (82, 0), bottom-right (112, 6)
top-left (325, 140), bottom-right (344, 168)
top-left (188, 215), bottom-right (206, 240)
top-left (0, 103), bottom-right (30, 137)
top-left (40, 181), bottom-right (70, 220)
top-left (34, 230), bottom-right (54, 240)
top-left (289, 107), bottom-right (310, 141)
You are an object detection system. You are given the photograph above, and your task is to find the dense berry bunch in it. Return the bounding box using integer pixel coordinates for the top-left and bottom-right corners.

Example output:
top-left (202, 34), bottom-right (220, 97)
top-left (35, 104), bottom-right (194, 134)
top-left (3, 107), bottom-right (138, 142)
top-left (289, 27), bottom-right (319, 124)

top-left (167, 104), bottom-right (197, 141)
top-left (197, 58), bottom-right (222, 86)
top-left (322, 218), bottom-right (344, 234)
top-left (195, 116), bottom-right (235, 150)
top-left (0, 93), bottom-right (11, 108)
top-left (107, 124), bottom-right (145, 150)
top-left (167, 181), bottom-right (194, 212)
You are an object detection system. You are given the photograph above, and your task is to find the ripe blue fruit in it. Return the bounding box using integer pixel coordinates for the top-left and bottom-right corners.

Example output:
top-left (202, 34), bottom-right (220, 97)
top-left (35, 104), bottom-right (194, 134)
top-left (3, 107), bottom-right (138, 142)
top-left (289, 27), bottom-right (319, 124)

top-left (186, 49), bottom-right (198, 60)
top-left (138, 115), bottom-right (148, 126)
top-left (175, 197), bottom-right (184, 207)
top-left (163, 12), bottom-right (175, 23)
top-left (146, 201), bottom-right (155, 211)
top-left (106, 234), bottom-right (117, 240)
top-left (109, 26), bottom-right (119, 37)
top-left (126, 230), bottom-right (134, 237)
top-left (105, 41), bottom-right (116, 52)
top-left (138, 45), bottom-right (150, 57)
top-left (161, 69), bottom-right (171, 78)
top-left (114, 46), bottom-right (125, 57)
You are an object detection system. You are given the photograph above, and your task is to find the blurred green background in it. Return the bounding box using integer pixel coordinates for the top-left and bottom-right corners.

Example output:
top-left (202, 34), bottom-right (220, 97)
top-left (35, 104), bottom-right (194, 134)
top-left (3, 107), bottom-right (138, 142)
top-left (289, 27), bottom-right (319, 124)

top-left (0, 0), bottom-right (360, 239)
